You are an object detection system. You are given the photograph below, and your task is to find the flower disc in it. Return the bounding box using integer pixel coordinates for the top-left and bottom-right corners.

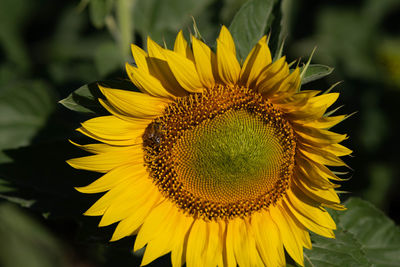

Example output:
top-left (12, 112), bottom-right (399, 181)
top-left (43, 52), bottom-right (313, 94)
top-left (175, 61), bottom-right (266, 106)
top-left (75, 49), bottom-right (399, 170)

top-left (174, 109), bottom-right (287, 202)
top-left (142, 85), bottom-right (296, 220)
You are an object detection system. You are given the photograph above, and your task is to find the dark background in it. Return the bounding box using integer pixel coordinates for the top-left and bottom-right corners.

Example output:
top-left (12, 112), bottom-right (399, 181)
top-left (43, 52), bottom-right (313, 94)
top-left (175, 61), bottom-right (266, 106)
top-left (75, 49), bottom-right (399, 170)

top-left (0, 0), bottom-right (399, 266)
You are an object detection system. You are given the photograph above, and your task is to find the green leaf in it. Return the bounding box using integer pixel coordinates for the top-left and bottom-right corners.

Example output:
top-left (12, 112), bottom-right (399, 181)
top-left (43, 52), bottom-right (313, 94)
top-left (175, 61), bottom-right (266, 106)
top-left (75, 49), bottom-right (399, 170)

top-left (301, 64), bottom-right (333, 85)
top-left (220, 0), bottom-right (248, 23)
top-left (59, 83), bottom-right (103, 114)
top-left (270, 0), bottom-right (294, 60)
top-left (89, 0), bottom-right (114, 28)
top-left (305, 197), bottom-right (400, 267)
top-left (0, 81), bottom-right (55, 162)
top-left (0, 203), bottom-right (68, 267)
top-left (229, 0), bottom-right (277, 60)
top-left (59, 80), bottom-right (138, 114)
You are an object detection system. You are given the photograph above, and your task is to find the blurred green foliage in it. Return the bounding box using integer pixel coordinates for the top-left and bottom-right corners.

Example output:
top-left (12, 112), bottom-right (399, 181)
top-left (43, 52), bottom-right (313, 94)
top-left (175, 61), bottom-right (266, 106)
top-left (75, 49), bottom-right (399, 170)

top-left (0, 203), bottom-right (68, 267)
top-left (0, 0), bottom-right (399, 266)
top-left (0, 81), bottom-right (55, 162)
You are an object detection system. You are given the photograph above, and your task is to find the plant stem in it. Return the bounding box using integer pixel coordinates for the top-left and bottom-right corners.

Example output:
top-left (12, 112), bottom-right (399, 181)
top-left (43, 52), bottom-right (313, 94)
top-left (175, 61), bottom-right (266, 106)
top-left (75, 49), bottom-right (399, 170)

top-left (116, 0), bottom-right (136, 62)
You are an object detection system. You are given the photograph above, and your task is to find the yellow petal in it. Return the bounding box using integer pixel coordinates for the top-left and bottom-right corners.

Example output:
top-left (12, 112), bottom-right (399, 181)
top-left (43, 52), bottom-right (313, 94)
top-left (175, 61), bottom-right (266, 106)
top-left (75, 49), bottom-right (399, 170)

top-left (270, 204), bottom-right (311, 266)
top-left (129, 44), bottom-right (174, 98)
top-left (204, 221), bottom-right (224, 267)
top-left (99, 176), bottom-right (158, 227)
top-left (75, 163), bottom-right (146, 193)
top-left (274, 90), bottom-right (320, 106)
top-left (326, 203), bottom-right (347, 211)
top-left (77, 127), bottom-right (142, 146)
top-left (299, 145), bottom-right (348, 167)
top-left (171, 219), bottom-right (192, 267)
top-left (294, 160), bottom-right (336, 189)
top-left (256, 57), bottom-right (288, 94)
top-left (186, 219), bottom-right (208, 267)
top-left (217, 39), bottom-right (241, 85)
top-left (192, 37), bottom-right (216, 88)
top-left (286, 93), bottom-right (339, 120)
top-left (69, 140), bottom-right (114, 154)
top-left (142, 207), bottom-right (193, 266)
top-left (131, 44), bottom-right (148, 69)
top-left (134, 200), bottom-right (176, 251)
top-left (217, 25), bottom-right (236, 55)
top-left (147, 37), bottom-right (187, 97)
top-left (70, 139), bottom-right (136, 153)
top-left (307, 93), bottom-right (339, 110)
top-left (225, 220), bottom-right (237, 267)
top-left (171, 215), bottom-right (195, 250)
top-left (240, 36), bottom-right (272, 87)
top-left (286, 104), bottom-right (327, 122)
top-left (296, 155), bottom-right (345, 183)
top-left (163, 49), bottom-right (203, 93)
top-left (295, 126), bottom-right (348, 146)
top-left (271, 67), bottom-right (301, 98)
top-left (126, 63), bottom-right (175, 98)
top-left (98, 98), bottom-right (142, 123)
top-left (83, 178), bottom-right (135, 216)
top-left (171, 246), bottom-right (185, 267)
top-left (67, 146), bottom-right (142, 173)
top-left (275, 91), bottom-right (321, 114)
top-left (216, 26), bottom-right (240, 85)
top-left (100, 85), bottom-right (169, 118)
top-left (324, 143), bottom-right (353, 157)
top-left (251, 210), bottom-right (285, 267)
top-left (286, 189), bottom-right (336, 230)
top-left (229, 217), bottom-right (264, 267)
top-left (287, 188), bottom-right (336, 229)
top-left (283, 198), bottom-right (335, 239)
top-left (174, 30), bottom-right (194, 62)
top-left (110, 190), bottom-right (163, 241)
top-left (80, 115), bottom-right (148, 141)
top-left (303, 115), bottom-right (346, 129)
top-left (293, 174), bottom-right (340, 205)
top-left (186, 220), bottom-right (225, 267)
top-left (77, 127), bottom-right (144, 146)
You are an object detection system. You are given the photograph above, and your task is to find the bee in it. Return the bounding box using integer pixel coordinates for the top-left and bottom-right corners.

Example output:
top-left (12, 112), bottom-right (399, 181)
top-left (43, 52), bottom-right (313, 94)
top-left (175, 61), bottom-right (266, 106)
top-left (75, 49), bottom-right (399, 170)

top-left (143, 121), bottom-right (164, 147)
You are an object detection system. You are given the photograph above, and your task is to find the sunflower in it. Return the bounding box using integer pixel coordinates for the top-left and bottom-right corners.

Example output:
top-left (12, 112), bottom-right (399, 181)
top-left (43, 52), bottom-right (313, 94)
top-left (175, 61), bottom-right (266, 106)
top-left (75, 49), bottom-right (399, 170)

top-left (67, 26), bottom-right (351, 267)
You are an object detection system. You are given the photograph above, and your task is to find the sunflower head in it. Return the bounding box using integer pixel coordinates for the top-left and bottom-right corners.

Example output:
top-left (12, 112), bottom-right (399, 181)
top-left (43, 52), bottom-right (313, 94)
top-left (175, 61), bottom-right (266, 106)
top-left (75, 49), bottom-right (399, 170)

top-left (68, 26), bottom-right (351, 267)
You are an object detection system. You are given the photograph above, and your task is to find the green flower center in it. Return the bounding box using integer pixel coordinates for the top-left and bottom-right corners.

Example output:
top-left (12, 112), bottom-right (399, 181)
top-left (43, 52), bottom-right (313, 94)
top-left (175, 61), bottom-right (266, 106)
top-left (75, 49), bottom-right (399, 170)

top-left (173, 110), bottom-right (285, 203)
top-left (142, 85), bottom-right (295, 220)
